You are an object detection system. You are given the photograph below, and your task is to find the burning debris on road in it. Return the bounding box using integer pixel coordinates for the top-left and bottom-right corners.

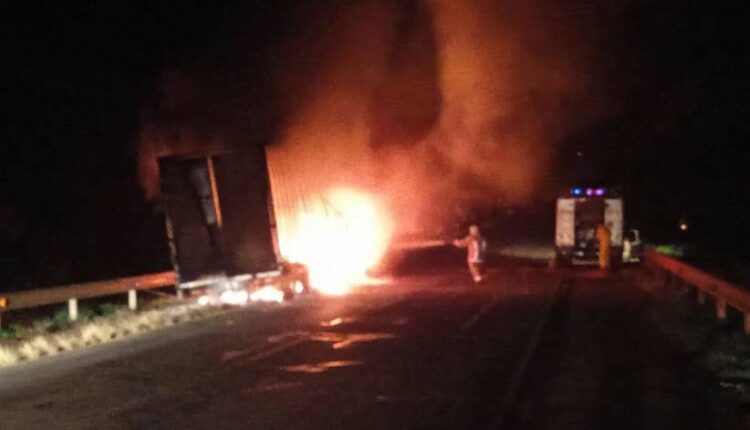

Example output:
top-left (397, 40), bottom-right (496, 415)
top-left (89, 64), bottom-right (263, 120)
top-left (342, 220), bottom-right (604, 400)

top-left (249, 286), bottom-right (285, 304)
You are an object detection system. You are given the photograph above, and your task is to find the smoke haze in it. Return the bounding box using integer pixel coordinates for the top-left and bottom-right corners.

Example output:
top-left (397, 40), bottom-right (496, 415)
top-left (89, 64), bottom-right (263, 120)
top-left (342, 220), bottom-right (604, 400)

top-left (139, 0), bottom-right (607, 237)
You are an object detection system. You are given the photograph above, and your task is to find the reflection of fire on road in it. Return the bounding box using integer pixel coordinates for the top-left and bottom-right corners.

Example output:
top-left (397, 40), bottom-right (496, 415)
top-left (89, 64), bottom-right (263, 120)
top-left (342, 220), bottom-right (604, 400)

top-left (280, 360), bottom-right (363, 374)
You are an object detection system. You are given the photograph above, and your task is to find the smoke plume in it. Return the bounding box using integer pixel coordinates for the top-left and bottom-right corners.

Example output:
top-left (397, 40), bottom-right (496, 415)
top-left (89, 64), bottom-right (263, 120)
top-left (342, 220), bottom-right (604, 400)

top-left (139, 0), bottom-right (605, 238)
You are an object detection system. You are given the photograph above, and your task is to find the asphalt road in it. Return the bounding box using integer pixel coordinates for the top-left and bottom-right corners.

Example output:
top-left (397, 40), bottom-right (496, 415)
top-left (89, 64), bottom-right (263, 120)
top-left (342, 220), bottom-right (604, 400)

top-left (0, 264), bottom-right (720, 429)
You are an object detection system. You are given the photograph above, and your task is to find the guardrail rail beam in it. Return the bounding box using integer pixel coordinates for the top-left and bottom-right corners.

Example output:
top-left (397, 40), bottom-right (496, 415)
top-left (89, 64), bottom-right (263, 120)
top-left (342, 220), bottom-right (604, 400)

top-left (0, 271), bottom-right (176, 326)
top-left (647, 249), bottom-right (750, 335)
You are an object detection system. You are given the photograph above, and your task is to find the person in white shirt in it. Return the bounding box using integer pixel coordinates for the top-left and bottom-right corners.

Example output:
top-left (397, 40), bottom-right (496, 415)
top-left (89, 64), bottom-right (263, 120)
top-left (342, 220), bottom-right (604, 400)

top-left (453, 225), bottom-right (487, 283)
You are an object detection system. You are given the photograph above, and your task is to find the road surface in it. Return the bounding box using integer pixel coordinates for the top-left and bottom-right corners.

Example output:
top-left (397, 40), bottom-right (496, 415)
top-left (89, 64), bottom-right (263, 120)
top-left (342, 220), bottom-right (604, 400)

top-left (0, 265), bottom-right (721, 429)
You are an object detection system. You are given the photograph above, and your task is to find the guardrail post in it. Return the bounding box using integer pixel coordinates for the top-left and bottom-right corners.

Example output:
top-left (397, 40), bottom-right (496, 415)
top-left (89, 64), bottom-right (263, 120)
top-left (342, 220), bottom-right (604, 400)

top-left (128, 289), bottom-right (137, 311)
top-left (681, 280), bottom-right (691, 293)
top-left (716, 299), bottom-right (727, 320)
top-left (0, 296), bottom-right (5, 329)
top-left (68, 298), bottom-right (78, 322)
top-left (697, 291), bottom-right (706, 305)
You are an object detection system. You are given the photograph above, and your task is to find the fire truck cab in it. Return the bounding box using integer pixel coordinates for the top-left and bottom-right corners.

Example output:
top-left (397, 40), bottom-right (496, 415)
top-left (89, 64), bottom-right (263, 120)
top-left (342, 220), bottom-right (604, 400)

top-left (555, 187), bottom-right (624, 266)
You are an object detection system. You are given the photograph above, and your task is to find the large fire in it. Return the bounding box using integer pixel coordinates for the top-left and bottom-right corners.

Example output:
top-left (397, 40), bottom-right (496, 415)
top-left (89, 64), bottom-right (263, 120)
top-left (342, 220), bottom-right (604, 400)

top-left (278, 188), bottom-right (392, 295)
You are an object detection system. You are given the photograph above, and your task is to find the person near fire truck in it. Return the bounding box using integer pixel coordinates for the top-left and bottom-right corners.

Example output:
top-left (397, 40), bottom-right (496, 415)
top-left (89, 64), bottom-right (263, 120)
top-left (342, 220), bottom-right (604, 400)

top-left (596, 223), bottom-right (611, 271)
top-left (453, 224), bottom-right (487, 283)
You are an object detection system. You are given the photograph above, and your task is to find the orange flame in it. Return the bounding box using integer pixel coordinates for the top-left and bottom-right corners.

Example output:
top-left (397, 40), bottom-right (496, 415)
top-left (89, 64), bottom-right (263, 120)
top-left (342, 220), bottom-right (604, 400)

top-left (277, 188), bottom-right (392, 295)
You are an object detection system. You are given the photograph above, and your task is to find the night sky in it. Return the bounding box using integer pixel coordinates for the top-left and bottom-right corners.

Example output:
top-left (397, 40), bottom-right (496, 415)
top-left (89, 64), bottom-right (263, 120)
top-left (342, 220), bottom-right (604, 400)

top-left (2, 1), bottom-right (748, 288)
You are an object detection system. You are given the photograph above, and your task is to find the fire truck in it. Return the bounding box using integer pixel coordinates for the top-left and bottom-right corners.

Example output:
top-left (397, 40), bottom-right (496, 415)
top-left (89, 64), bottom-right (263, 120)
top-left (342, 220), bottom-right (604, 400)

top-left (555, 187), bottom-right (624, 266)
top-left (158, 150), bottom-right (308, 302)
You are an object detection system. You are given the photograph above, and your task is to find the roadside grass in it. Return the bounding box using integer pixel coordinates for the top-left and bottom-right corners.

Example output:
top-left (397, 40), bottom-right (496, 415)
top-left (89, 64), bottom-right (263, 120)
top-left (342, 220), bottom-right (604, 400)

top-left (704, 333), bottom-right (750, 398)
top-left (2, 303), bottom-right (114, 340)
top-left (0, 299), bottom-right (226, 368)
top-left (492, 243), bottom-right (555, 261)
top-left (645, 268), bottom-right (750, 427)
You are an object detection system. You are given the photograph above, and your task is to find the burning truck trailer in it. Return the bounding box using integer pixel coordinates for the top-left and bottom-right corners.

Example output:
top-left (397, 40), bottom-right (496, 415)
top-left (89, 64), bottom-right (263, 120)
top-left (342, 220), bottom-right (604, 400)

top-left (158, 150), bottom-right (309, 305)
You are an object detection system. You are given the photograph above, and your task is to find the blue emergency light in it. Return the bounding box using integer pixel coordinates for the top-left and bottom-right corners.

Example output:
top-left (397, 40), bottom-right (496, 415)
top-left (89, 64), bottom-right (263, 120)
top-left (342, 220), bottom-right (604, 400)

top-left (571, 187), bottom-right (606, 197)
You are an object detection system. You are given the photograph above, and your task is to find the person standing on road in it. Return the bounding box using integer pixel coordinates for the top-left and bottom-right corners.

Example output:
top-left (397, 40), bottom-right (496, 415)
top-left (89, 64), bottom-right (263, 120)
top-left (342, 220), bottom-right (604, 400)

top-left (453, 224), bottom-right (487, 283)
top-left (596, 223), bottom-right (611, 271)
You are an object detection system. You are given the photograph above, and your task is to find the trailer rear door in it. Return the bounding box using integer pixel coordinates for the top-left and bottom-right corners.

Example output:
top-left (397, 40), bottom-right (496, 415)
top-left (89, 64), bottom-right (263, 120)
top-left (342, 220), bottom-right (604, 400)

top-left (159, 151), bottom-right (278, 285)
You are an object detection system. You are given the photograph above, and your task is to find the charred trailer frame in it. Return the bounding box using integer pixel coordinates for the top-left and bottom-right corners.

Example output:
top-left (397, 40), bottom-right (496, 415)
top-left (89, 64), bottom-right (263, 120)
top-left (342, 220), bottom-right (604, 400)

top-left (158, 150), bottom-right (307, 297)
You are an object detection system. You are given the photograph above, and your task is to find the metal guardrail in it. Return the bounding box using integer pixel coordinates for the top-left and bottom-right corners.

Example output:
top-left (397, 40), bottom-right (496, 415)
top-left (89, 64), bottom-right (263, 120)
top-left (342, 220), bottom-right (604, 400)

top-left (0, 271), bottom-right (176, 324)
top-left (646, 248), bottom-right (750, 334)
